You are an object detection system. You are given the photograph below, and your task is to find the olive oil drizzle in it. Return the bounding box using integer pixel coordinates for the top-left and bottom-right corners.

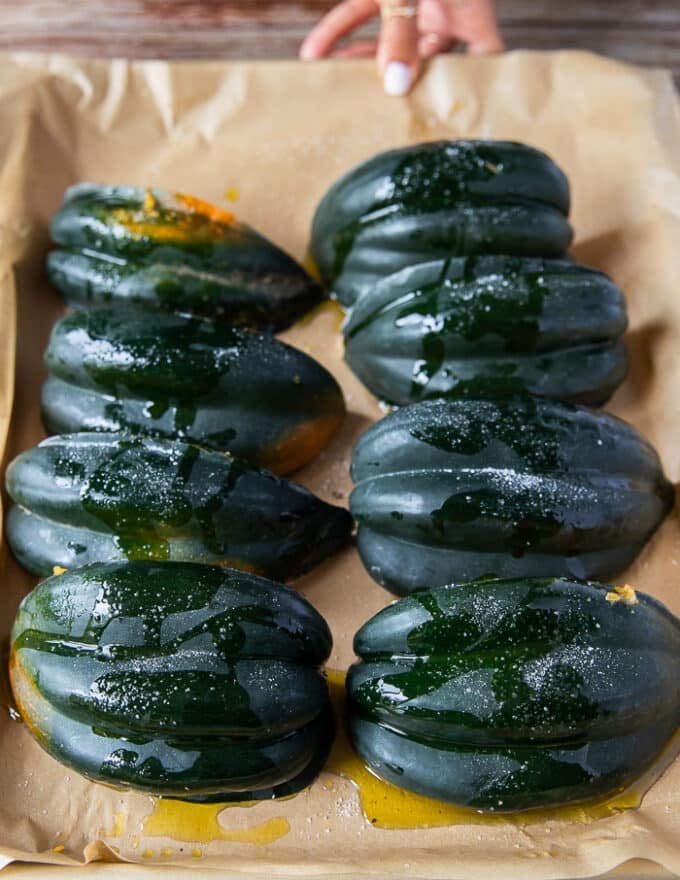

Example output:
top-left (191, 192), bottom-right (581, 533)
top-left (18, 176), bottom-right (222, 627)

top-left (142, 800), bottom-right (291, 847)
top-left (323, 669), bottom-right (678, 830)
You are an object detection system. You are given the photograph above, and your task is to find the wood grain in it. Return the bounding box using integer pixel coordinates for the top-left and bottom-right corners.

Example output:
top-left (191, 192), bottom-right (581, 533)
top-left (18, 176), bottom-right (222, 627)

top-left (0, 0), bottom-right (677, 85)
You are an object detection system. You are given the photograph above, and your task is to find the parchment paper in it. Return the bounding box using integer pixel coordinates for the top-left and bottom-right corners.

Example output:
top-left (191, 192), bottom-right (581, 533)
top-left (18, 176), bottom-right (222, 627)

top-left (0, 48), bottom-right (679, 879)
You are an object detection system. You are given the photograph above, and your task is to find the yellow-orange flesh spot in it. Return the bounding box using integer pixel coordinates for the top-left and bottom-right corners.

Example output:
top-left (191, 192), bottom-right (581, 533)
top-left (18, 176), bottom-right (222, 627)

top-left (259, 412), bottom-right (344, 475)
top-left (606, 584), bottom-right (639, 605)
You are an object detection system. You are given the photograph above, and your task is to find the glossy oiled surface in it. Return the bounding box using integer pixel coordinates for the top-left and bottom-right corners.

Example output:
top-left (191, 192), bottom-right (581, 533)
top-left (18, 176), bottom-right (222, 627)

top-left (348, 577), bottom-right (680, 810)
top-left (10, 562), bottom-right (334, 798)
top-left (0, 48), bottom-right (678, 876)
top-left (48, 184), bottom-right (322, 330)
top-left (310, 141), bottom-right (573, 305)
top-left (5, 432), bottom-right (352, 577)
top-left (350, 398), bottom-right (673, 594)
top-left (344, 256), bottom-right (627, 405)
top-left (42, 307), bottom-right (345, 472)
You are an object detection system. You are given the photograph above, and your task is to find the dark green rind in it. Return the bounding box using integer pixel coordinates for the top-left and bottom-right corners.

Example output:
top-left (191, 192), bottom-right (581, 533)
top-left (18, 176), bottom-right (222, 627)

top-left (13, 562), bottom-right (331, 737)
top-left (12, 562), bottom-right (332, 668)
top-left (42, 307), bottom-right (345, 473)
top-left (349, 712), bottom-right (678, 812)
top-left (343, 257), bottom-right (627, 406)
top-left (349, 398), bottom-right (673, 594)
top-left (347, 578), bottom-right (680, 811)
top-left (354, 527), bottom-right (639, 596)
top-left (10, 562), bottom-right (334, 798)
top-left (350, 397), bottom-right (664, 484)
top-left (353, 469), bottom-right (667, 552)
top-left (22, 693), bottom-right (331, 797)
top-left (327, 203), bottom-right (573, 306)
top-left (309, 141), bottom-right (572, 305)
top-left (48, 184), bottom-right (322, 331)
top-left (312, 141), bottom-right (571, 243)
top-left (350, 578), bottom-right (680, 743)
top-left (5, 433), bottom-right (352, 578)
top-left (185, 704), bottom-right (335, 803)
top-left (349, 652), bottom-right (678, 745)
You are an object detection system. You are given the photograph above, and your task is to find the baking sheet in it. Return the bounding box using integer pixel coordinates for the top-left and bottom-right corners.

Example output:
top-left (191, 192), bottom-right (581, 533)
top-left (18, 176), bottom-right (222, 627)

top-left (0, 49), bottom-right (679, 879)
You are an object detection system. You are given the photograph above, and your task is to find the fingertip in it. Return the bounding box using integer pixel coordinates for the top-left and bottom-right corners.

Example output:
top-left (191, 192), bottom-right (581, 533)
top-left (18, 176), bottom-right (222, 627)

top-left (377, 10), bottom-right (421, 95)
top-left (383, 60), bottom-right (412, 96)
top-left (382, 59), bottom-right (421, 96)
top-left (299, 38), bottom-right (320, 60)
top-left (299, 0), bottom-right (381, 61)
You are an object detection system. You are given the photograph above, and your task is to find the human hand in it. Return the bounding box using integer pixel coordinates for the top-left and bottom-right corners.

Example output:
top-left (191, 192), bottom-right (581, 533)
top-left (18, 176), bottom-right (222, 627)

top-left (299, 0), bottom-right (504, 97)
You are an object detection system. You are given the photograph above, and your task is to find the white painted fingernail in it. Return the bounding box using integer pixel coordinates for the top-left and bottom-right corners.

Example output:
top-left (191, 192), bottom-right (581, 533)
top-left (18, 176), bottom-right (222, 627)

top-left (383, 62), bottom-right (411, 97)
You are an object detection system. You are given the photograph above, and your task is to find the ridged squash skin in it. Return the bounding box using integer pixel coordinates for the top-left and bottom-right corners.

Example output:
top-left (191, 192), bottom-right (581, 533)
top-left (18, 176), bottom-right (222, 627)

top-left (350, 398), bottom-right (673, 595)
top-left (343, 256), bottom-right (628, 406)
top-left (10, 562), bottom-right (334, 799)
top-left (309, 140), bottom-right (573, 305)
top-left (348, 577), bottom-right (680, 811)
top-left (47, 184), bottom-right (322, 331)
top-left (5, 433), bottom-right (352, 578)
top-left (42, 307), bottom-right (345, 474)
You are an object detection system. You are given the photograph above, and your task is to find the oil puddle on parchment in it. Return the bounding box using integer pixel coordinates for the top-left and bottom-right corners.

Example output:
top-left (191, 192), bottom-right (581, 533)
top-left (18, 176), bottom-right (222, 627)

top-left (323, 669), bottom-right (650, 831)
top-left (105, 665), bottom-right (669, 862)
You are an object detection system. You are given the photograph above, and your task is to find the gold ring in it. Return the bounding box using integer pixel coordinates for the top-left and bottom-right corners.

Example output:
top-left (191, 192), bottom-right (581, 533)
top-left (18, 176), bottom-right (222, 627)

top-left (380, 2), bottom-right (417, 19)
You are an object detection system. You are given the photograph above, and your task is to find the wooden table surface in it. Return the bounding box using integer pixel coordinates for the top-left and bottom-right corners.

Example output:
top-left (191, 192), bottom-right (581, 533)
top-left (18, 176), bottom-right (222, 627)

top-left (0, 0), bottom-right (678, 86)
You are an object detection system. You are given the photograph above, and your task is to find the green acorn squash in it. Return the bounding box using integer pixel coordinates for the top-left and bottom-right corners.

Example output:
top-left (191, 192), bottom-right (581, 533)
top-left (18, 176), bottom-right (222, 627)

top-left (348, 577), bottom-right (680, 811)
top-left (42, 306), bottom-right (345, 474)
top-left (350, 397), bottom-right (673, 595)
top-left (5, 432), bottom-right (352, 578)
top-left (47, 184), bottom-right (322, 330)
top-left (343, 256), bottom-right (627, 406)
top-left (10, 561), bottom-right (334, 799)
top-left (309, 140), bottom-right (573, 305)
